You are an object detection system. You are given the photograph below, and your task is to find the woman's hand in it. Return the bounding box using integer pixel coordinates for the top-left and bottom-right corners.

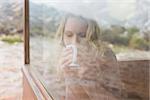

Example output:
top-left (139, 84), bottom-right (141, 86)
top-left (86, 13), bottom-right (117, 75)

top-left (59, 47), bottom-right (79, 78)
top-left (58, 45), bottom-right (101, 80)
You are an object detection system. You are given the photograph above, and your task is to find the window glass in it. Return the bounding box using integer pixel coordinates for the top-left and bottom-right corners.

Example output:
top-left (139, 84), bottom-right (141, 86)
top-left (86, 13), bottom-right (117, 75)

top-left (30, 0), bottom-right (149, 100)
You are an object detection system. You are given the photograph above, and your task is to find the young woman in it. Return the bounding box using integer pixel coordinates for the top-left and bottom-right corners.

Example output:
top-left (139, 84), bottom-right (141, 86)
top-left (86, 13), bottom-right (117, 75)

top-left (55, 14), bottom-right (122, 100)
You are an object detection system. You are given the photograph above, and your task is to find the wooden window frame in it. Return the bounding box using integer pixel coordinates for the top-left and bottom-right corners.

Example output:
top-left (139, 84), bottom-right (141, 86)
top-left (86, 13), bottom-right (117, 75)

top-left (24, 0), bottom-right (30, 64)
top-left (23, 0), bottom-right (53, 99)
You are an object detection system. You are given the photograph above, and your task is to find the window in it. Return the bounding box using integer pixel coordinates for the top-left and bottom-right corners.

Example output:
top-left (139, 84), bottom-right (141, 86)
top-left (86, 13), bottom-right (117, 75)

top-left (27, 0), bottom-right (149, 100)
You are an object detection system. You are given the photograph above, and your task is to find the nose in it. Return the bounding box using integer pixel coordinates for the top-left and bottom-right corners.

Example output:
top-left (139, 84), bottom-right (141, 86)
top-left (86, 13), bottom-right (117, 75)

top-left (72, 35), bottom-right (80, 45)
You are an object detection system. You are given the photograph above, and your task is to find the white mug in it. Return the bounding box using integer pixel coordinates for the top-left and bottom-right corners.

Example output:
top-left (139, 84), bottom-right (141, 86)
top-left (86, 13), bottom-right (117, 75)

top-left (66, 44), bottom-right (80, 67)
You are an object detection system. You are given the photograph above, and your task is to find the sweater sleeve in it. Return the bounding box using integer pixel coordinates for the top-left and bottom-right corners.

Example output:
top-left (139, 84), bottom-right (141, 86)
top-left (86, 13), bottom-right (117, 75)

top-left (96, 47), bottom-right (123, 98)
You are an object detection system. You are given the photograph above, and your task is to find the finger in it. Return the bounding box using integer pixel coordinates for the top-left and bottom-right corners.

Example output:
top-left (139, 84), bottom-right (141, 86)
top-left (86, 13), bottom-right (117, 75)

top-left (63, 47), bottom-right (72, 52)
top-left (60, 54), bottom-right (72, 66)
top-left (61, 47), bottom-right (72, 57)
top-left (61, 59), bottom-right (72, 69)
top-left (63, 49), bottom-right (72, 57)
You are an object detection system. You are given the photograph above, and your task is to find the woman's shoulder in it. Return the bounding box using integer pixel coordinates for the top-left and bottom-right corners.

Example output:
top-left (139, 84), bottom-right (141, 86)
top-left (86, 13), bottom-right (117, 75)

top-left (97, 42), bottom-right (117, 61)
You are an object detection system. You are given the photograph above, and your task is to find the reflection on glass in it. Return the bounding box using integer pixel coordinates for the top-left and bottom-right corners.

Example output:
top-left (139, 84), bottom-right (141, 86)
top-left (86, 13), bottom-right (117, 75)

top-left (30, 0), bottom-right (149, 100)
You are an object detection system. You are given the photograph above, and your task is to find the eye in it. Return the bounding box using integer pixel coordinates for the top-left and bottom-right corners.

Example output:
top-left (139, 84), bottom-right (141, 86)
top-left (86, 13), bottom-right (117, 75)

top-left (65, 32), bottom-right (73, 37)
top-left (78, 32), bottom-right (86, 38)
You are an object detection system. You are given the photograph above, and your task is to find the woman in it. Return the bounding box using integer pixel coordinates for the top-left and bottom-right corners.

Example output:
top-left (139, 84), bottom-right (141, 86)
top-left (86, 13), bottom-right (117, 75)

top-left (56, 14), bottom-right (122, 100)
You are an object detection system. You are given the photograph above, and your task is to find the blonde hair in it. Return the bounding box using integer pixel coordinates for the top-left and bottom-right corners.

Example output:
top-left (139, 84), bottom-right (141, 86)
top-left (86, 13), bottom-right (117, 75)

top-left (56, 14), bottom-right (106, 56)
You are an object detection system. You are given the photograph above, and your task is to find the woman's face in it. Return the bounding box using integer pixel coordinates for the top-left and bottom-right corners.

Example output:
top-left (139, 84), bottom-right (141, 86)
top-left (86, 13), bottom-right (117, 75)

top-left (63, 17), bottom-right (88, 46)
